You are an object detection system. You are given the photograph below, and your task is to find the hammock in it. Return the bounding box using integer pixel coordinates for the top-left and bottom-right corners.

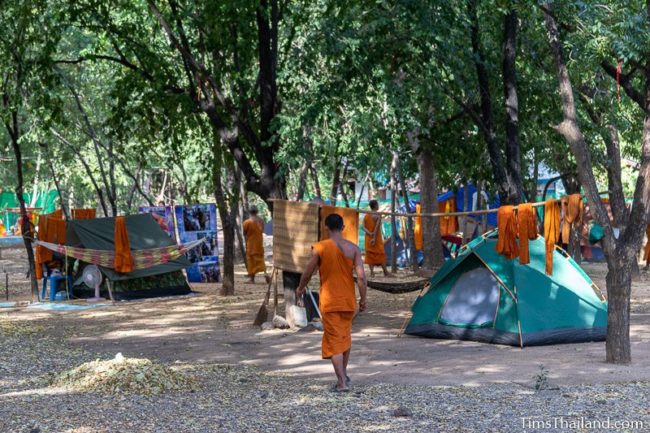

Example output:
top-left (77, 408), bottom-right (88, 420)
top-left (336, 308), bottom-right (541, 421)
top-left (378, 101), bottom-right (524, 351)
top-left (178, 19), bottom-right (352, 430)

top-left (33, 238), bottom-right (206, 271)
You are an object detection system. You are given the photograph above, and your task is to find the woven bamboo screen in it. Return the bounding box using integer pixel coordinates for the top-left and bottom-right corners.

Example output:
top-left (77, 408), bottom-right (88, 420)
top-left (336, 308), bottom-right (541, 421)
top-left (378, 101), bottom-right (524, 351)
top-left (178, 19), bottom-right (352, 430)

top-left (272, 200), bottom-right (320, 273)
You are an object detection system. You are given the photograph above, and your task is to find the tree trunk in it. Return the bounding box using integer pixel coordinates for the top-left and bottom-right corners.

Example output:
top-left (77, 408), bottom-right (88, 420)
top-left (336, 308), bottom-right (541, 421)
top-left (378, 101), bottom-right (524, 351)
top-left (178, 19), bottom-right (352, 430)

top-left (295, 160), bottom-right (309, 200)
top-left (330, 156), bottom-right (341, 204)
top-left (310, 165), bottom-right (322, 200)
top-left (422, 158), bottom-right (444, 268)
top-left (542, 2), bottom-right (648, 364)
top-left (47, 154), bottom-right (69, 220)
top-left (340, 159), bottom-right (351, 207)
top-left (212, 136), bottom-right (236, 296)
top-left (282, 271), bottom-right (300, 327)
top-left (397, 156), bottom-right (418, 272)
top-left (8, 114), bottom-right (38, 300)
top-left (389, 153), bottom-right (399, 273)
top-left (502, 9), bottom-right (525, 204)
top-left (468, 0), bottom-right (510, 204)
top-left (605, 255), bottom-right (632, 363)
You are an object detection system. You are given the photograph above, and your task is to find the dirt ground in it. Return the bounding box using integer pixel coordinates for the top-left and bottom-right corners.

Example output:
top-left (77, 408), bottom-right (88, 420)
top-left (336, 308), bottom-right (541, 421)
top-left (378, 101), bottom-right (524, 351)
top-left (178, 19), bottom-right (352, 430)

top-left (2, 248), bottom-right (650, 389)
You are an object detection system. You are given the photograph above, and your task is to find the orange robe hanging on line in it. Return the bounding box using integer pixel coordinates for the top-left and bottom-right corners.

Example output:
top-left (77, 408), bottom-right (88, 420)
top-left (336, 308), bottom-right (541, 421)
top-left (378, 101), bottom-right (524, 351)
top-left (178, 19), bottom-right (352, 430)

top-left (319, 205), bottom-right (359, 244)
top-left (313, 239), bottom-right (356, 359)
top-left (517, 203), bottom-right (537, 265)
top-left (544, 200), bottom-right (561, 275)
top-left (414, 204), bottom-right (423, 250)
top-left (363, 213), bottom-right (386, 265)
top-left (243, 218), bottom-right (266, 276)
top-left (114, 216), bottom-right (134, 273)
top-left (439, 199), bottom-right (459, 236)
top-left (72, 208), bottom-right (96, 220)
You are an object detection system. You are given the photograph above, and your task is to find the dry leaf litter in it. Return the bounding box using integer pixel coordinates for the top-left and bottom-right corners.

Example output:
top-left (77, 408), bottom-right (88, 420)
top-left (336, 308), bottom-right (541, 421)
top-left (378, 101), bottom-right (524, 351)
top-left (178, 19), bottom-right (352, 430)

top-left (2, 316), bottom-right (650, 433)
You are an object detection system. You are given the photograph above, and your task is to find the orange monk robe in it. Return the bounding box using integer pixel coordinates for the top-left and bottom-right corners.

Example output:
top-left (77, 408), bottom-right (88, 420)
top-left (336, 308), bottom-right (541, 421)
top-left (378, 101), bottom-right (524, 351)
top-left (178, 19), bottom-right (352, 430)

top-left (363, 213), bottom-right (386, 265)
top-left (544, 199), bottom-right (561, 275)
top-left (34, 213), bottom-right (67, 279)
top-left (496, 206), bottom-right (519, 260)
top-left (414, 204), bottom-right (423, 250)
top-left (319, 205), bottom-right (359, 244)
top-left (438, 199), bottom-right (459, 236)
top-left (243, 218), bottom-right (266, 276)
top-left (313, 239), bottom-right (356, 359)
top-left (72, 208), bottom-right (96, 220)
top-left (517, 203), bottom-right (537, 265)
top-left (114, 216), bottom-right (134, 273)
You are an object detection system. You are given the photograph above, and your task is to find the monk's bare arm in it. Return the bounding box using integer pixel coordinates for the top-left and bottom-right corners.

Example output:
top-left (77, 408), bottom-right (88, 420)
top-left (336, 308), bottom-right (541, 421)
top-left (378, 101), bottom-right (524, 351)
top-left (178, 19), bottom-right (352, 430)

top-left (354, 247), bottom-right (368, 311)
top-left (296, 251), bottom-right (319, 298)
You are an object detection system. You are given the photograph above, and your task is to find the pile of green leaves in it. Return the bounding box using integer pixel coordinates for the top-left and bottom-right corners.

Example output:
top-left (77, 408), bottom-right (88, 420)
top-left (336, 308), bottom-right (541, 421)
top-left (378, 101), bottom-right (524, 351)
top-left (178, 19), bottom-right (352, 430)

top-left (50, 353), bottom-right (198, 395)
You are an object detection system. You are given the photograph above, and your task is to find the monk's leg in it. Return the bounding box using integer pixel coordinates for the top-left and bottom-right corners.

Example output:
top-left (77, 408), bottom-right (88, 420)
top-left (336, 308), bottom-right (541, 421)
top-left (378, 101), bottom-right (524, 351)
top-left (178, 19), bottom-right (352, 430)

top-left (369, 265), bottom-right (375, 278)
top-left (249, 273), bottom-right (255, 283)
top-left (381, 264), bottom-right (393, 277)
top-left (330, 353), bottom-right (347, 390)
top-left (342, 348), bottom-right (351, 384)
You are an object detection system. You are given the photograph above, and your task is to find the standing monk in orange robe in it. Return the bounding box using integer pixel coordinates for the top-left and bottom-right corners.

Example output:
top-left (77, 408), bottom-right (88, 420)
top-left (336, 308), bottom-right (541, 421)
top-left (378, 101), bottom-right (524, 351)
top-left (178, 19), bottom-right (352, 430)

top-left (297, 214), bottom-right (368, 392)
top-left (362, 200), bottom-right (392, 278)
top-left (242, 206), bottom-right (270, 284)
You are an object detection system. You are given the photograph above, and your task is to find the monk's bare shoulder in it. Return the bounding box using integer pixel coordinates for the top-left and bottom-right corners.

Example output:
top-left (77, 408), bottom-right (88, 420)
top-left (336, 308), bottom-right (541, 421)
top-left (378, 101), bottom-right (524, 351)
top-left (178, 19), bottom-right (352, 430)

top-left (341, 240), bottom-right (361, 257)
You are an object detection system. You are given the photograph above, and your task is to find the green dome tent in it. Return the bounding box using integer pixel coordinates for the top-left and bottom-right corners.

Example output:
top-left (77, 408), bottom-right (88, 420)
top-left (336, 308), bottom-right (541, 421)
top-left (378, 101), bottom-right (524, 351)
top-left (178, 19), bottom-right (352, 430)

top-left (405, 231), bottom-right (607, 347)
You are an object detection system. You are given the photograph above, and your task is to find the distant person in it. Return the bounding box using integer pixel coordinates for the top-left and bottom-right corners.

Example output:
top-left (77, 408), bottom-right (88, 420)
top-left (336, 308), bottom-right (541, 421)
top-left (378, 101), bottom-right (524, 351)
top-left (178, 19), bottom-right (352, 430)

top-left (243, 206), bottom-right (270, 284)
top-left (362, 200), bottom-right (392, 278)
top-left (297, 213), bottom-right (368, 392)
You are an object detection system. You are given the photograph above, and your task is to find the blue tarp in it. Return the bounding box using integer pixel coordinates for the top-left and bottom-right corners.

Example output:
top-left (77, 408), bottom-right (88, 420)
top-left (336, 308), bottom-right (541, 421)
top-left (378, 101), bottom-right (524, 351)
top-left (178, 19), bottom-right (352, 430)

top-left (26, 302), bottom-right (111, 311)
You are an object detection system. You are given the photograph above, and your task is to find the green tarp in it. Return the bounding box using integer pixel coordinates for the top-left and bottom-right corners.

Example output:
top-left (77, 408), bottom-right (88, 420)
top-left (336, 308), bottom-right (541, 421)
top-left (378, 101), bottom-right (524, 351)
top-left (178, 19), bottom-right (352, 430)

top-left (1, 190), bottom-right (58, 229)
top-left (406, 232), bottom-right (608, 346)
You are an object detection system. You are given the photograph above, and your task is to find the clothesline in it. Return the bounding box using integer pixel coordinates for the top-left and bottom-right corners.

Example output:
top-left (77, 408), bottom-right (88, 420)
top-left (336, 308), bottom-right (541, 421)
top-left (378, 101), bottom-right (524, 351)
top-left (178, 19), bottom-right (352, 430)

top-left (357, 200), bottom-right (551, 219)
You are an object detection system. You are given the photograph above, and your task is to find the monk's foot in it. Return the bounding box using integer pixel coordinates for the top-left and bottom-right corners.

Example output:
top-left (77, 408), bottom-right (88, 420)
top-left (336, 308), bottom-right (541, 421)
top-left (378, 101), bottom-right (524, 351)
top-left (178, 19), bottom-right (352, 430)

top-left (384, 272), bottom-right (395, 278)
top-left (264, 275), bottom-right (271, 284)
top-left (369, 272), bottom-right (375, 278)
top-left (332, 383), bottom-right (349, 393)
top-left (248, 278), bottom-right (255, 284)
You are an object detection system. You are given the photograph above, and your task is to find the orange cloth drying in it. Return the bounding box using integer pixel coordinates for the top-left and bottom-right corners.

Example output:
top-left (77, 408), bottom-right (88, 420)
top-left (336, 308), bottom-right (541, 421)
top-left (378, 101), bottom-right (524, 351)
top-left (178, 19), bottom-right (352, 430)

top-left (414, 203), bottom-right (423, 250)
top-left (496, 206), bottom-right (519, 260)
top-left (243, 217), bottom-right (266, 276)
top-left (313, 239), bottom-right (356, 358)
top-left (438, 199), bottom-right (458, 236)
top-left (35, 216), bottom-right (51, 280)
top-left (34, 213), bottom-right (66, 279)
top-left (113, 216), bottom-right (134, 273)
top-left (544, 200), bottom-right (561, 275)
top-left (363, 213), bottom-right (386, 265)
top-left (319, 205), bottom-right (359, 245)
top-left (51, 209), bottom-right (63, 219)
top-left (517, 203), bottom-right (537, 265)
top-left (643, 224), bottom-right (650, 265)
top-left (561, 194), bottom-right (583, 244)
top-left (72, 209), bottom-right (96, 220)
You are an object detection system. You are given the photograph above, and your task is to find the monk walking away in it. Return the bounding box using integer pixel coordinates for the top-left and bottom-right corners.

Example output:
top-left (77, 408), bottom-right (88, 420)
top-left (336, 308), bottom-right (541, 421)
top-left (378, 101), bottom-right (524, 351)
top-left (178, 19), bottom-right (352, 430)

top-left (363, 200), bottom-right (393, 278)
top-left (243, 206), bottom-right (270, 284)
top-left (297, 214), bottom-right (368, 392)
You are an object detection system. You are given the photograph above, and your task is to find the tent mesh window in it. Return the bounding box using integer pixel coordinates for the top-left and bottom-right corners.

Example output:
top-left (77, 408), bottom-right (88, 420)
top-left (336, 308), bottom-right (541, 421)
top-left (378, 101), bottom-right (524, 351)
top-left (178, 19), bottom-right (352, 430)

top-left (439, 267), bottom-right (499, 327)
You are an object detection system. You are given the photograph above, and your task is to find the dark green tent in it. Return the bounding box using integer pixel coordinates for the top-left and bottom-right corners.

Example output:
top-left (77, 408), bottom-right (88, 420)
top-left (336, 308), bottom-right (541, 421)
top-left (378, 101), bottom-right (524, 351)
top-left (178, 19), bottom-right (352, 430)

top-left (406, 231), bottom-right (607, 346)
top-left (66, 214), bottom-right (191, 299)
